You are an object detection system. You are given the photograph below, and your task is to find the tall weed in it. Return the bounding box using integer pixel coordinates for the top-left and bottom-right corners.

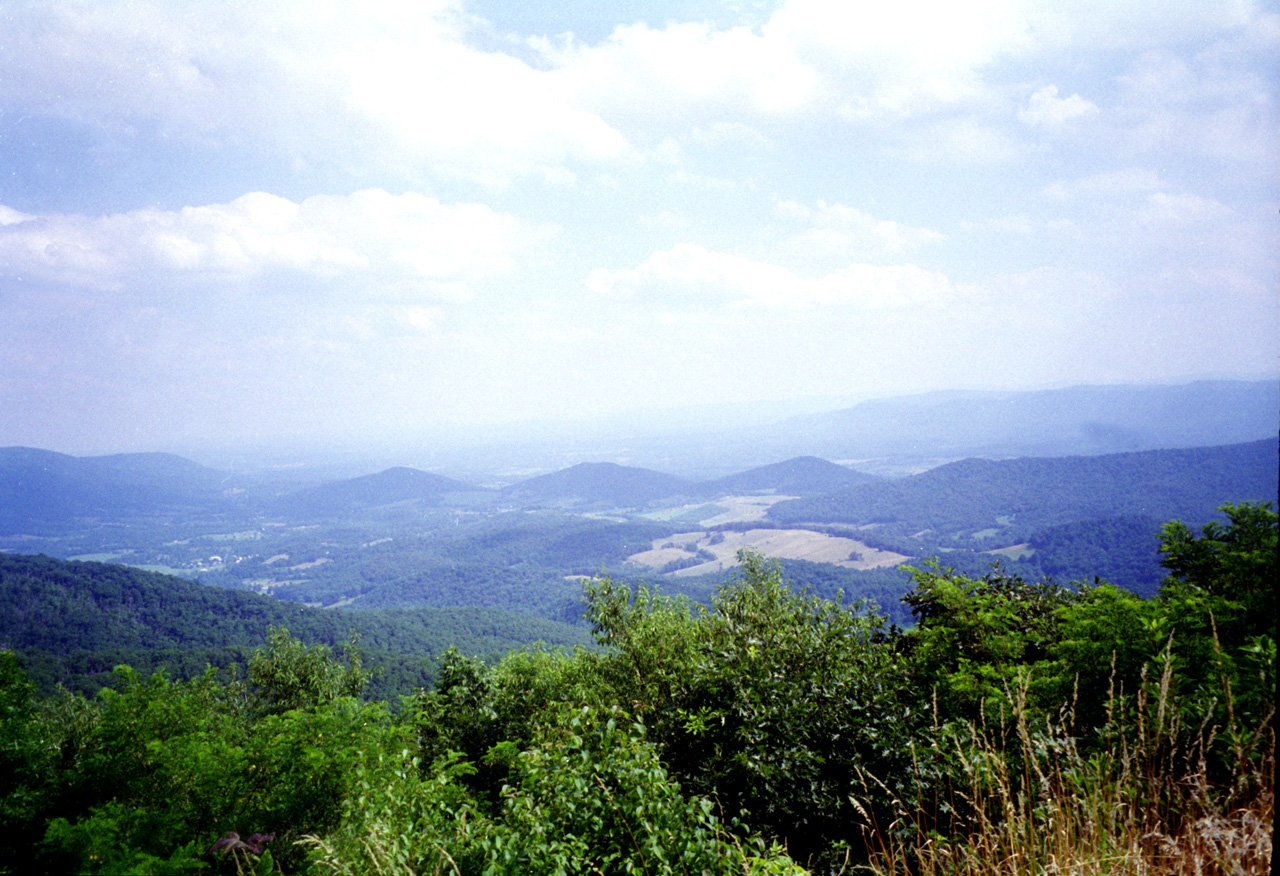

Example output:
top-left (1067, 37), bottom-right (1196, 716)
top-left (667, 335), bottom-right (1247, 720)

top-left (859, 643), bottom-right (1274, 876)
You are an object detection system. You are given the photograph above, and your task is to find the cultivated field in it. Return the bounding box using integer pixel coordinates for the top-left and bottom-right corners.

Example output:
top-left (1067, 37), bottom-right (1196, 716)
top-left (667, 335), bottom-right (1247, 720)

top-left (643, 494), bottom-right (797, 526)
top-left (627, 527), bottom-right (910, 576)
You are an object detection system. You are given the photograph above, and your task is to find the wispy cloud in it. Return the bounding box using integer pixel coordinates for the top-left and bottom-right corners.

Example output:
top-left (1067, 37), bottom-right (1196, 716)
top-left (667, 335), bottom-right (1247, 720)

top-left (588, 243), bottom-right (959, 309)
top-left (0, 191), bottom-right (549, 297)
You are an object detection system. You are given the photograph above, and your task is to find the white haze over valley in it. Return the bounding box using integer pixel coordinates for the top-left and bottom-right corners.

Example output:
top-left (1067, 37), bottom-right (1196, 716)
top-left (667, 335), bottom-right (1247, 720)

top-left (1, 0), bottom-right (1276, 464)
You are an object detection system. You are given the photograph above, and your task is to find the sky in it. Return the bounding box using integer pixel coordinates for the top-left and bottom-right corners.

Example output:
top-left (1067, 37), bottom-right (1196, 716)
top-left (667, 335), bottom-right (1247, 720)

top-left (1, 0), bottom-right (1277, 457)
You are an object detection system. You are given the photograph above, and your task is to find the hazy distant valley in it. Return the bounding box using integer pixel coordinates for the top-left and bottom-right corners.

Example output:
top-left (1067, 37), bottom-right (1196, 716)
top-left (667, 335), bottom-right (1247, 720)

top-left (4, 380), bottom-right (1276, 635)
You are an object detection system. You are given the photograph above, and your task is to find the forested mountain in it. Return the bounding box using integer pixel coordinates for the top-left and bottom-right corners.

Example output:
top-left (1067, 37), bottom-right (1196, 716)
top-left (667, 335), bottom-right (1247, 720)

top-left (769, 439), bottom-right (1277, 539)
top-left (495, 456), bottom-right (878, 509)
top-left (1026, 516), bottom-right (1165, 590)
top-left (272, 466), bottom-right (486, 518)
top-left (5, 381), bottom-right (1275, 536)
top-left (772, 379), bottom-right (1279, 461)
top-left (0, 552), bottom-right (591, 698)
top-left (4, 409), bottom-right (1276, 635)
top-left (501, 461), bottom-right (696, 508)
top-left (698, 455), bottom-right (879, 497)
top-left (0, 446), bottom-right (242, 533)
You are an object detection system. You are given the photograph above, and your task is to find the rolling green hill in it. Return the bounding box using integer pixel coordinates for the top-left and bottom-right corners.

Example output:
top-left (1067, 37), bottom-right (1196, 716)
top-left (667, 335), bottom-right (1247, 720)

top-left (501, 461), bottom-right (696, 508)
top-left (699, 455), bottom-right (879, 497)
top-left (769, 439), bottom-right (1278, 539)
top-left (0, 552), bottom-right (591, 698)
top-left (272, 466), bottom-right (488, 518)
top-left (0, 447), bottom-right (245, 533)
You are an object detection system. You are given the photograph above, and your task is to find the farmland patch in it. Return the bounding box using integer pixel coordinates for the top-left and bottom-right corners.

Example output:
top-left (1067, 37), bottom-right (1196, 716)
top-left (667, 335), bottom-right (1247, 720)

top-left (627, 527), bottom-right (909, 577)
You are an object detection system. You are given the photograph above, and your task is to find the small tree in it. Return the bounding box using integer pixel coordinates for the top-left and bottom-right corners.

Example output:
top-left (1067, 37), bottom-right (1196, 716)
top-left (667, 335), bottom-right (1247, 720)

top-left (583, 552), bottom-right (913, 867)
top-left (901, 562), bottom-right (1079, 722)
top-left (1158, 501), bottom-right (1278, 650)
top-left (483, 705), bottom-right (802, 876)
top-left (248, 628), bottom-right (369, 716)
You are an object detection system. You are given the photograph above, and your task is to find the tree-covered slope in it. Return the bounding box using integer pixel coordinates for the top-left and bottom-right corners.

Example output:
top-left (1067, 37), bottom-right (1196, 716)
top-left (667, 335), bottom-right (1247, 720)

top-left (0, 447), bottom-right (244, 533)
top-left (501, 462), bottom-right (696, 508)
top-left (699, 455), bottom-right (879, 497)
top-left (0, 507), bottom-right (1272, 875)
top-left (272, 466), bottom-right (487, 518)
top-left (0, 553), bottom-right (591, 696)
top-left (769, 439), bottom-right (1278, 538)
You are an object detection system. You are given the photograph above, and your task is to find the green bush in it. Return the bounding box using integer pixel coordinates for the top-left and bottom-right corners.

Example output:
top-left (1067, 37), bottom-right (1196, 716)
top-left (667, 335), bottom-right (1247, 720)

top-left (301, 750), bottom-right (484, 876)
top-left (482, 705), bottom-right (799, 876)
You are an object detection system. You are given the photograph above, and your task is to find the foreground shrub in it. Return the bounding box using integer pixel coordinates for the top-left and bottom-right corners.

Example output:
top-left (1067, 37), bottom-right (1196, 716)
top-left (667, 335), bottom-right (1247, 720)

top-left (482, 705), bottom-right (803, 876)
top-left (861, 651), bottom-right (1274, 876)
top-left (585, 553), bottom-right (916, 867)
top-left (300, 750), bottom-right (484, 876)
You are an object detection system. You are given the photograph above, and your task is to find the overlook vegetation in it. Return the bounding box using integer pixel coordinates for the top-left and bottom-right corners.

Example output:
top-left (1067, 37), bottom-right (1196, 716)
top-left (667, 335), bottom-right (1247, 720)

top-left (1, 502), bottom-right (1273, 874)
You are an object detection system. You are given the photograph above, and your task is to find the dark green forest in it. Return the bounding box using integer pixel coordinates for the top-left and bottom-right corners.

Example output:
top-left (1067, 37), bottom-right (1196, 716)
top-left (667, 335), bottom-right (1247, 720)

top-left (0, 553), bottom-right (590, 701)
top-left (1, 502), bottom-right (1273, 874)
top-left (768, 439), bottom-right (1275, 536)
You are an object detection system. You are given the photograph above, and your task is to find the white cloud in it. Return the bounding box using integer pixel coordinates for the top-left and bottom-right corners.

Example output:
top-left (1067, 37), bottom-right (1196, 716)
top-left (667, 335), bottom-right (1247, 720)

top-left (401, 305), bottom-right (445, 334)
top-left (587, 243), bottom-right (958, 308)
top-left (4, 0), bottom-right (1271, 186)
top-left (1026, 0), bottom-right (1258, 51)
top-left (1, 0), bottom-right (1276, 450)
top-left (1109, 44), bottom-right (1279, 161)
top-left (774, 199), bottom-right (946, 258)
top-left (1019, 85), bottom-right (1098, 127)
top-left (0, 0), bottom-right (627, 184)
top-left (0, 206), bottom-right (34, 226)
top-left (1042, 167), bottom-right (1165, 199)
top-left (769, 0), bottom-right (1033, 114)
top-left (549, 21), bottom-right (819, 118)
top-left (0, 190), bottom-right (549, 296)
top-left (982, 213), bottom-right (1037, 234)
top-left (342, 24), bottom-right (628, 180)
top-left (1137, 191), bottom-right (1233, 227)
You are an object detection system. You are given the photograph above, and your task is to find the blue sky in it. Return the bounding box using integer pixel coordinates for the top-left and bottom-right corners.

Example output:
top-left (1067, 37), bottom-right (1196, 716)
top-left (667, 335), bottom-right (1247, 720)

top-left (1, 0), bottom-right (1277, 455)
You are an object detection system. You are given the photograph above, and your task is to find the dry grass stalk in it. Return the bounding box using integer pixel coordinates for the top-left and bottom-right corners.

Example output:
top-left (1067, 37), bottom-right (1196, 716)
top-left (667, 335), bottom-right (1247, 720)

top-left (858, 658), bottom-right (1274, 876)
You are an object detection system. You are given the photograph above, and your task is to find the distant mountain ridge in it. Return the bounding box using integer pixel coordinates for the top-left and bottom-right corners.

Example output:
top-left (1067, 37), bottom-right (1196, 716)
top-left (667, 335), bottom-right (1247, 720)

top-left (5, 377), bottom-right (1276, 526)
top-left (699, 456), bottom-right (879, 497)
top-left (497, 456), bottom-right (886, 510)
top-left (769, 438), bottom-right (1279, 537)
top-left (1, 449), bottom-right (881, 529)
top-left (501, 462), bottom-right (696, 508)
top-left (273, 466), bottom-right (483, 518)
top-left (773, 380), bottom-right (1279, 462)
top-left (0, 446), bottom-right (234, 533)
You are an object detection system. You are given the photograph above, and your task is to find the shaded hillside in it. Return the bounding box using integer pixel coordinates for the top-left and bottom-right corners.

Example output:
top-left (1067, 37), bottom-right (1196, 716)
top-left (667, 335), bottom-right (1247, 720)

top-left (231, 512), bottom-right (676, 616)
top-left (700, 456), bottom-right (879, 497)
top-left (769, 439), bottom-right (1278, 538)
top-left (0, 447), bottom-right (243, 533)
top-left (502, 461), bottom-right (695, 508)
top-left (1027, 516), bottom-right (1166, 596)
top-left (0, 552), bottom-right (591, 697)
top-left (775, 380), bottom-right (1279, 461)
top-left (273, 466), bottom-right (486, 518)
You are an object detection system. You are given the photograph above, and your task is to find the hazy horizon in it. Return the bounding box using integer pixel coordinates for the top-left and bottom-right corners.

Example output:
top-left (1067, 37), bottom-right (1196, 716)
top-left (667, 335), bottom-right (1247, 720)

top-left (3, 1), bottom-right (1277, 457)
top-left (6, 377), bottom-right (1276, 489)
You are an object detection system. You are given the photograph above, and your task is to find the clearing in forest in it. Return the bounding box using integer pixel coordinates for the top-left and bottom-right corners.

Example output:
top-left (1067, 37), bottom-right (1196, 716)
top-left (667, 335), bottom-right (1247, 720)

top-left (643, 494), bottom-right (797, 526)
top-left (627, 527), bottom-right (909, 576)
